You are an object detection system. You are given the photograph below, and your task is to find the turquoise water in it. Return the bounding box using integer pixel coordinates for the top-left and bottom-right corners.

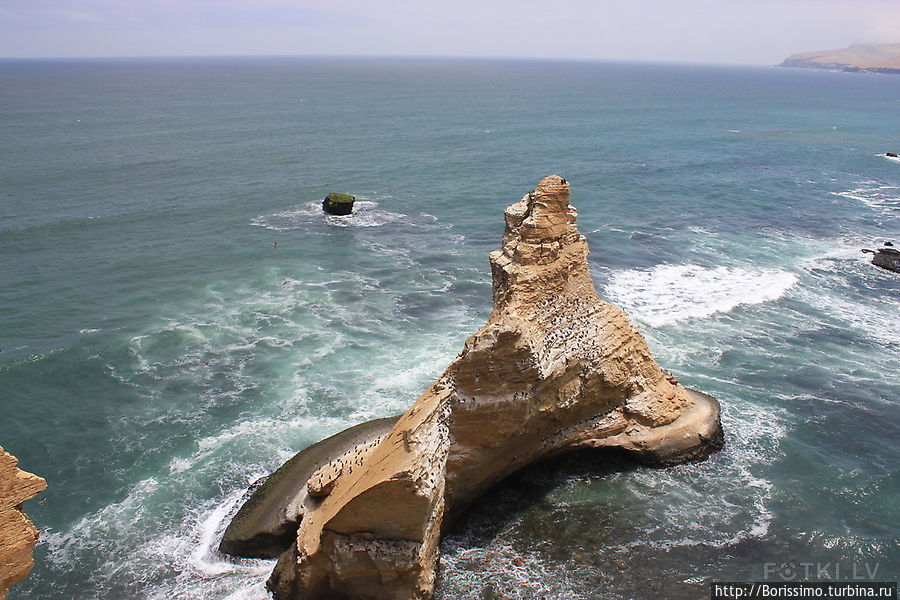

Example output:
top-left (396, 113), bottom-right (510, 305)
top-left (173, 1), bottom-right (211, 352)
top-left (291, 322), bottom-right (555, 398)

top-left (1, 57), bottom-right (897, 599)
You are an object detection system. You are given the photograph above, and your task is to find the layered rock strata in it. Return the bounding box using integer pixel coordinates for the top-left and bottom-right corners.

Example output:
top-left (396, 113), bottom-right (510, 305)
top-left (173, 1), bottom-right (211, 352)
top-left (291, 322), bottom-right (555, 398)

top-left (0, 447), bottom-right (46, 600)
top-left (263, 175), bottom-right (723, 600)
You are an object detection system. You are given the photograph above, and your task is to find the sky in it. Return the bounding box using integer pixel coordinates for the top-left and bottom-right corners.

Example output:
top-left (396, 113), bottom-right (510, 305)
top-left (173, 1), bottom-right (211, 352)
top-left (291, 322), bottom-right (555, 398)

top-left (1, 0), bottom-right (899, 64)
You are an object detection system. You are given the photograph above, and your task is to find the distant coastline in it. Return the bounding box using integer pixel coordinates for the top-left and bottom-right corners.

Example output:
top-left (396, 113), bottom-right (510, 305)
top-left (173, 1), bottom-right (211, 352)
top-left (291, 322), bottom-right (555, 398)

top-left (780, 42), bottom-right (900, 74)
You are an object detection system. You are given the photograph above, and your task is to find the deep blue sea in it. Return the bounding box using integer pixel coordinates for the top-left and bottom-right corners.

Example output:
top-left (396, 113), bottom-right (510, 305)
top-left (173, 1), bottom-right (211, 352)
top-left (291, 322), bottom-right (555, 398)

top-left (1, 56), bottom-right (897, 600)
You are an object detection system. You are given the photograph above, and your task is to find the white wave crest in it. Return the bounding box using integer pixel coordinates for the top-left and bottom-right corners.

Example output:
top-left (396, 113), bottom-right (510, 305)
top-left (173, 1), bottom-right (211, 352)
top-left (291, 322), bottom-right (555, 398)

top-left (795, 286), bottom-right (900, 350)
top-left (605, 264), bottom-right (798, 327)
top-left (832, 181), bottom-right (900, 212)
top-left (40, 472), bottom-right (276, 600)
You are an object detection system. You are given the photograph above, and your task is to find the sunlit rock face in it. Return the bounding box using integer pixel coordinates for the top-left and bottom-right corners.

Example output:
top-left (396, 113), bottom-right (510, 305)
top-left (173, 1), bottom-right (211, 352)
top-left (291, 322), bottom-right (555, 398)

top-left (0, 447), bottom-right (46, 600)
top-left (267, 175), bottom-right (723, 600)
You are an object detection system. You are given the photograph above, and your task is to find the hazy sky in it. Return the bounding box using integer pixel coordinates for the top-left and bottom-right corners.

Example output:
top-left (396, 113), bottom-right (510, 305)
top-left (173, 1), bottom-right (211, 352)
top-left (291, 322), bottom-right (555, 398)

top-left (1, 0), bottom-right (899, 64)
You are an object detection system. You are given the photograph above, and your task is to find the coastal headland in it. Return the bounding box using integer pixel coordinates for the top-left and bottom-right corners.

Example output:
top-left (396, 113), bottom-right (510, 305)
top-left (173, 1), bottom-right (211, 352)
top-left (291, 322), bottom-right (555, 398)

top-left (223, 175), bottom-right (724, 600)
top-left (780, 42), bottom-right (900, 74)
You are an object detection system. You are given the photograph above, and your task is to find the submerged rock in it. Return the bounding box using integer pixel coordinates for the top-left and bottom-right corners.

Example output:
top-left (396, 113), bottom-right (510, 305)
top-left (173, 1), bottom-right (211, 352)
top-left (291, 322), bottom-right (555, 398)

top-left (265, 176), bottom-right (723, 600)
top-left (322, 192), bottom-right (356, 216)
top-left (0, 447), bottom-right (45, 600)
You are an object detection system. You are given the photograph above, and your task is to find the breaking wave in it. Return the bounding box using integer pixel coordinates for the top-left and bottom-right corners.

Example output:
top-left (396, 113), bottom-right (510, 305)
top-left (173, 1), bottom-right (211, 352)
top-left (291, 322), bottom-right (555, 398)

top-left (832, 181), bottom-right (900, 212)
top-left (604, 264), bottom-right (798, 327)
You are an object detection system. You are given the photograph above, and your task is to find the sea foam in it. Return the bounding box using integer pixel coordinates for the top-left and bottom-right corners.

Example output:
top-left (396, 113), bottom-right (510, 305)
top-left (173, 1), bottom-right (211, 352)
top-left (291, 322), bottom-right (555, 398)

top-left (251, 200), bottom-right (404, 230)
top-left (832, 180), bottom-right (900, 212)
top-left (604, 264), bottom-right (798, 327)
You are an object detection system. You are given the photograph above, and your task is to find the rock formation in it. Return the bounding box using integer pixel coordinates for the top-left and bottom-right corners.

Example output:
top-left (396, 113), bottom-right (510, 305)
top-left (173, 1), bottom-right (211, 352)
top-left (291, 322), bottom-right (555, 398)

top-left (221, 416), bottom-right (400, 558)
top-left (251, 175), bottom-right (721, 600)
top-left (0, 447), bottom-right (46, 600)
top-left (862, 242), bottom-right (900, 273)
top-left (322, 193), bottom-right (356, 216)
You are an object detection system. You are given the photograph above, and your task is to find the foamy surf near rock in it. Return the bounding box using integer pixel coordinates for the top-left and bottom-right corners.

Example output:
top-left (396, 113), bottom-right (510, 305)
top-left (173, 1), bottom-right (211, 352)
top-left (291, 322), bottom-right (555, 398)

top-left (606, 264), bottom-right (798, 327)
top-left (239, 176), bottom-right (723, 600)
top-left (251, 201), bottom-right (404, 230)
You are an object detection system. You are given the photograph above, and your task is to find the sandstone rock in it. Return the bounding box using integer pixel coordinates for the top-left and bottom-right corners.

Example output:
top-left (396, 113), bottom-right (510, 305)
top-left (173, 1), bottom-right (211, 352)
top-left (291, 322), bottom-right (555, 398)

top-left (322, 193), bottom-right (356, 216)
top-left (0, 447), bottom-right (46, 600)
top-left (220, 416), bottom-right (400, 559)
top-left (267, 175), bottom-right (723, 600)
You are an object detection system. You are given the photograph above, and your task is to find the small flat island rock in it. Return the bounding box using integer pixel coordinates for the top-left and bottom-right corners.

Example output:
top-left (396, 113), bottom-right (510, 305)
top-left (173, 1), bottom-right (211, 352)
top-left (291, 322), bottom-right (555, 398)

top-left (322, 192), bottom-right (356, 216)
top-left (226, 176), bottom-right (724, 600)
top-left (780, 42), bottom-right (900, 74)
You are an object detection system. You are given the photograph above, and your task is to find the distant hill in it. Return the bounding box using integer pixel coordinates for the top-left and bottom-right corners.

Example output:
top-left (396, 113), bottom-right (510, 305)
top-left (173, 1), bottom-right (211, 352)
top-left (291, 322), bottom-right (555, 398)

top-left (780, 42), bottom-right (900, 74)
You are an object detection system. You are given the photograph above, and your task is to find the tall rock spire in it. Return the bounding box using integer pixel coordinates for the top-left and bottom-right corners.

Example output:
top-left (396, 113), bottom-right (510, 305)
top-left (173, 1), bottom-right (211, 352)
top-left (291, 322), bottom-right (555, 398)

top-left (265, 176), bottom-right (723, 600)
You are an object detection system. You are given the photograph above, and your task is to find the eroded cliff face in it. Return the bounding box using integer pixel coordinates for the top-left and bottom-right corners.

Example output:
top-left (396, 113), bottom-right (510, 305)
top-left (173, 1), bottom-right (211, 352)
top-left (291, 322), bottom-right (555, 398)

top-left (267, 175), bottom-right (723, 600)
top-left (0, 447), bottom-right (46, 600)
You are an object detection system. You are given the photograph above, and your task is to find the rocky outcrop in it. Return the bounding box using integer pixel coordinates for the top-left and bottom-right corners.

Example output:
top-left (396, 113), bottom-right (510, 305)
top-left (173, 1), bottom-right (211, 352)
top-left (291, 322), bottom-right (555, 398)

top-left (322, 193), bottom-right (356, 216)
top-left (0, 447), bottom-right (46, 600)
top-left (780, 42), bottom-right (900, 74)
top-left (863, 243), bottom-right (900, 273)
top-left (264, 175), bottom-right (723, 600)
top-left (221, 416), bottom-right (400, 558)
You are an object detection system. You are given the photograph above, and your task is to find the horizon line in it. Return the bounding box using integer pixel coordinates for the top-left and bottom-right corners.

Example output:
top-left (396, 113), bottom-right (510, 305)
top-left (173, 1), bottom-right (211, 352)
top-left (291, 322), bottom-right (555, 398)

top-left (0, 52), bottom-right (777, 68)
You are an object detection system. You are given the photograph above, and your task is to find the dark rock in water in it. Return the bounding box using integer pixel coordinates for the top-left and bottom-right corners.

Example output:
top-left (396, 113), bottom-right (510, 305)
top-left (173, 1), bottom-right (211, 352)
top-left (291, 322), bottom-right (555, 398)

top-left (219, 415), bottom-right (400, 559)
top-left (862, 244), bottom-right (900, 273)
top-left (887, 152), bottom-right (899, 158)
top-left (322, 192), bottom-right (355, 216)
top-left (873, 249), bottom-right (900, 273)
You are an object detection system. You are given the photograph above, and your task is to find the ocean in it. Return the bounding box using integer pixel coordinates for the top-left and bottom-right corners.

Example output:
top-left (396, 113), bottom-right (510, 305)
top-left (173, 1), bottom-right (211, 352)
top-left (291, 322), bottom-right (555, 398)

top-left (0, 56), bottom-right (897, 600)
